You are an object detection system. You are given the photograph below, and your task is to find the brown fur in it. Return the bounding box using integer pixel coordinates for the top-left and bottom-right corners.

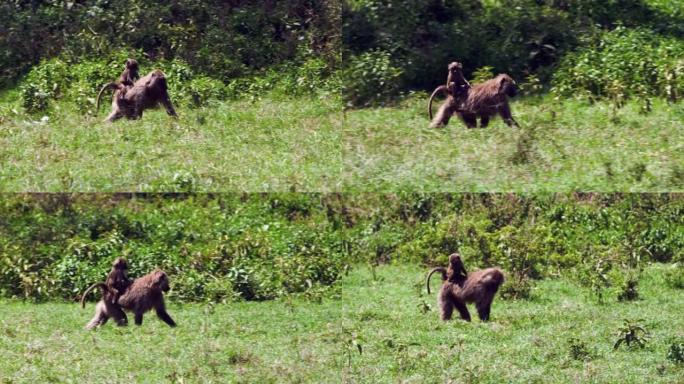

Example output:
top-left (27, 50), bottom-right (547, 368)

top-left (118, 59), bottom-right (139, 86)
top-left (426, 253), bottom-right (468, 293)
top-left (96, 59), bottom-right (139, 112)
top-left (428, 62), bottom-right (471, 127)
top-left (97, 69), bottom-right (178, 122)
top-left (79, 257), bottom-right (131, 308)
top-left (427, 256), bottom-right (504, 321)
top-left (84, 269), bottom-right (176, 330)
top-left (104, 257), bottom-right (132, 305)
top-left (458, 74), bottom-right (519, 128)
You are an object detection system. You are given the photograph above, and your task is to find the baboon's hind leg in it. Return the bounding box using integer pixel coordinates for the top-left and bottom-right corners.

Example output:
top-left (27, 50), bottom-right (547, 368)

top-left (439, 288), bottom-right (455, 320)
top-left (460, 112), bottom-right (477, 128)
top-left (430, 100), bottom-right (455, 128)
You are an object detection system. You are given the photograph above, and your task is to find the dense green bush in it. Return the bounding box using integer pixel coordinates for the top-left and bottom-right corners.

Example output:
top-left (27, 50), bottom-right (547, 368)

top-left (0, 194), bottom-right (682, 302)
top-left (1, 0), bottom-right (340, 87)
top-left (18, 53), bottom-right (341, 113)
top-left (340, 50), bottom-right (402, 107)
top-left (340, 0), bottom-right (684, 105)
top-left (552, 27), bottom-right (684, 102)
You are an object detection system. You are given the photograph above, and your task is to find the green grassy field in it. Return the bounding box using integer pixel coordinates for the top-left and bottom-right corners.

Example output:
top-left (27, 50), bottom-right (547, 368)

top-left (342, 95), bottom-right (684, 192)
top-left (0, 97), bottom-right (343, 192)
top-left (1, 264), bottom-right (682, 383)
top-left (1, 94), bottom-right (683, 192)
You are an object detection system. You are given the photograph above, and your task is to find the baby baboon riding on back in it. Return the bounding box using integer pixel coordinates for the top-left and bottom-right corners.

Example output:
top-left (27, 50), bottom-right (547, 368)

top-left (80, 258), bottom-right (176, 329)
top-left (428, 61), bottom-right (520, 128)
top-left (427, 253), bottom-right (504, 322)
top-left (96, 58), bottom-right (178, 122)
top-left (428, 61), bottom-right (471, 128)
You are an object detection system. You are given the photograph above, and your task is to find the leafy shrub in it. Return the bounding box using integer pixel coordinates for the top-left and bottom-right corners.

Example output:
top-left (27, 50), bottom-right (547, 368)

top-left (613, 319), bottom-right (650, 350)
top-left (471, 66), bottom-right (495, 85)
top-left (576, 254), bottom-right (613, 304)
top-left (20, 54), bottom-right (143, 113)
top-left (499, 273), bottom-right (533, 300)
top-left (617, 276), bottom-right (639, 302)
top-left (19, 58), bottom-right (71, 113)
top-left (568, 338), bottom-right (593, 361)
top-left (18, 54), bottom-right (338, 112)
top-left (552, 27), bottom-right (684, 102)
top-left (1, 1), bottom-right (339, 86)
top-left (340, 50), bottom-right (402, 108)
top-left (667, 339), bottom-right (684, 364)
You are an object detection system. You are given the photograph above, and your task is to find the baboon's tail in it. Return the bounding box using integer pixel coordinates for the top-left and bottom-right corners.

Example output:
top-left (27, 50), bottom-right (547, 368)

top-left (426, 267), bottom-right (447, 294)
top-left (80, 282), bottom-right (107, 308)
top-left (96, 82), bottom-right (118, 113)
top-left (428, 85), bottom-right (448, 120)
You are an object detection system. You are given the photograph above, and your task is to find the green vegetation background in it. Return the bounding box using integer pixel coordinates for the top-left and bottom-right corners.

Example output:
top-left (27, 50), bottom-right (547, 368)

top-left (1, 264), bottom-right (683, 383)
top-left (1, 1), bottom-right (684, 191)
top-left (1, 193), bottom-right (682, 302)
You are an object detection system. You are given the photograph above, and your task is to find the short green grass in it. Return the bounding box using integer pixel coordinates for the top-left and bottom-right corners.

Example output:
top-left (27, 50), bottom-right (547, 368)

top-left (1, 264), bottom-right (682, 383)
top-left (1, 94), bottom-right (683, 192)
top-left (0, 97), bottom-right (343, 192)
top-left (342, 95), bottom-right (684, 192)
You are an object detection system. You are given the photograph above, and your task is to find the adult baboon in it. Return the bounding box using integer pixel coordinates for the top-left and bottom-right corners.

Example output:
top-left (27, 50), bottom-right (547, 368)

top-left (428, 62), bottom-right (471, 128)
top-left (97, 69), bottom-right (178, 123)
top-left (83, 269), bottom-right (176, 329)
top-left (458, 74), bottom-right (519, 128)
top-left (430, 72), bottom-right (519, 129)
top-left (426, 256), bottom-right (504, 322)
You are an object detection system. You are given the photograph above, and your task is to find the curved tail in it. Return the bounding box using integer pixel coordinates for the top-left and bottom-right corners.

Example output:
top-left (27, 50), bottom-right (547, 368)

top-left (428, 85), bottom-right (448, 120)
top-left (80, 282), bottom-right (107, 308)
top-left (426, 267), bottom-right (447, 294)
top-left (96, 82), bottom-right (118, 113)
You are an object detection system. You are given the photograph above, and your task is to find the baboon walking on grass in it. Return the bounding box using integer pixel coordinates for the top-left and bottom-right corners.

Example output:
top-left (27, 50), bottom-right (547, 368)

top-left (97, 69), bottom-right (178, 123)
top-left (429, 68), bottom-right (520, 129)
top-left (427, 253), bottom-right (504, 321)
top-left (83, 269), bottom-right (176, 330)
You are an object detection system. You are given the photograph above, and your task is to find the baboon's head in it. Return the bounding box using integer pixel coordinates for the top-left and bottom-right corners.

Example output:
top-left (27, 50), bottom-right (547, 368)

top-left (112, 257), bottom-right (128, 270)
top-left (448, 61), bottom-right (467, 83)
top-left (125, 58), bottom-right (139, 71)
top-left (499, 75), bottom-right (517, 97)
top-left (448, 61), bottom-right (463, 72)
top-left (448, 253), bottom-right (466, 274)
top-left (150, 269), bottom-right (171, 292)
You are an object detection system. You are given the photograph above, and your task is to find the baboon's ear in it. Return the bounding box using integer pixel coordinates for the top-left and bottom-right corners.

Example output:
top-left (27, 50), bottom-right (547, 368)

top-left (498, 77), bottom-right (509, 94)
top-left (153, 271), bottom-right (164, 288)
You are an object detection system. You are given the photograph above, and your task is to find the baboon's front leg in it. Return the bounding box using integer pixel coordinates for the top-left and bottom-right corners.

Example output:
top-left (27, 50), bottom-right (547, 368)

top-left (499, 104), bottom-right (519, 127)
top-left (439, 287), bottom-right (455, 320)
top-left (161, 96), bottom-right (178, 118)
top-left (155, 301), bottom-right (177, 327)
